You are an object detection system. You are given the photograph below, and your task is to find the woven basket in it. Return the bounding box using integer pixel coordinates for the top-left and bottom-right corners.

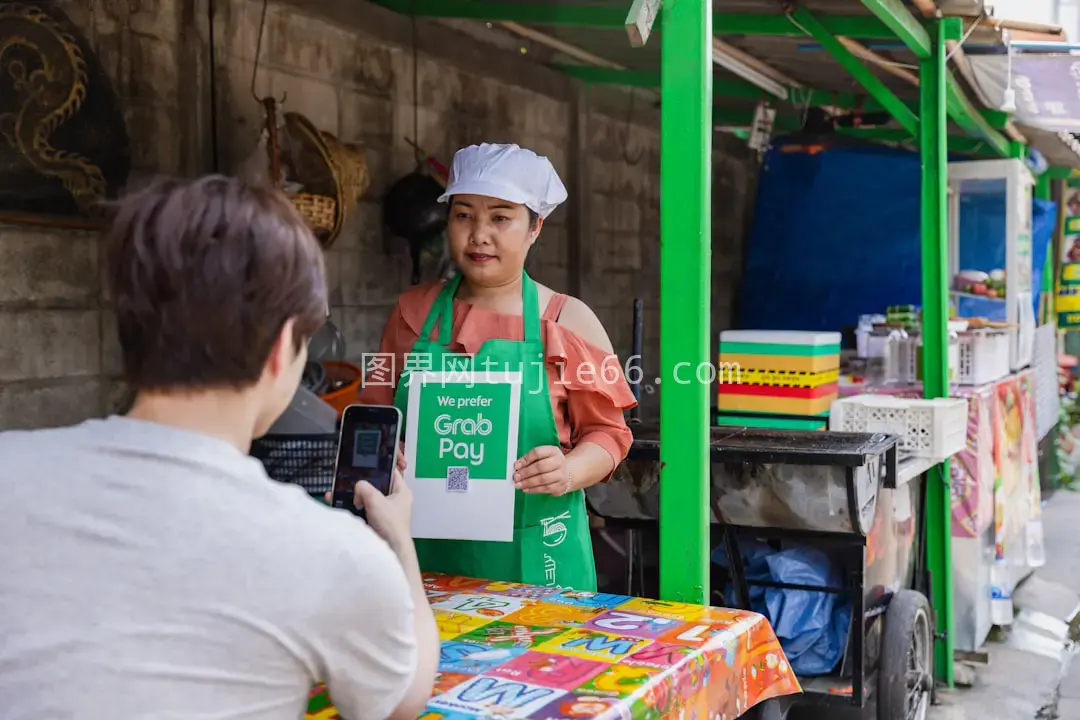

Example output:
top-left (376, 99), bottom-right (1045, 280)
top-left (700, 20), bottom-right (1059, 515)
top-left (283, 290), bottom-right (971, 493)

top-left (320, 131), bottom-right (371, 208)
top-left (260, 101), bottom-right (367, 248)
top-left (291, 192), bottom-right (336, 233)
top-left (281, 112), bottom-right (369, 249)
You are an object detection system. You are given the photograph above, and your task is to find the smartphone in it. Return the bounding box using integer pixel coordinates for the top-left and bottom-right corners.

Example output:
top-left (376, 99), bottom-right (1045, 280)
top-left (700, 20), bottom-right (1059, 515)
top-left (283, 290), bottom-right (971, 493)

top-left (331, 404), bottom-right (402, 519)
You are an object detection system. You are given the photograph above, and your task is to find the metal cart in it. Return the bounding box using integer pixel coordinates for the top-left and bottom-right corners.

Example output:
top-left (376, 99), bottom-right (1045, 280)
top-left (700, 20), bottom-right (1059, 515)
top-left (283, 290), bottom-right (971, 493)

top-left (586, 424), bottom-right (935, 720)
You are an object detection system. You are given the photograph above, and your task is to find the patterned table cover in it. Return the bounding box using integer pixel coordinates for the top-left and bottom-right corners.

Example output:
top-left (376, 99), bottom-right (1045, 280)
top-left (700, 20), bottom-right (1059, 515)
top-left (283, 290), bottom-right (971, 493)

top-left (305, 573), bottom-right (801, 720)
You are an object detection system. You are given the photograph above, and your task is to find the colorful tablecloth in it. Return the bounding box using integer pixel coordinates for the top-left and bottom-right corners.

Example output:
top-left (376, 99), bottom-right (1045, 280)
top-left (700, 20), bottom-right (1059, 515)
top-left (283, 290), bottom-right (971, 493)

top-left (306, 573), bottom-right (801, 720)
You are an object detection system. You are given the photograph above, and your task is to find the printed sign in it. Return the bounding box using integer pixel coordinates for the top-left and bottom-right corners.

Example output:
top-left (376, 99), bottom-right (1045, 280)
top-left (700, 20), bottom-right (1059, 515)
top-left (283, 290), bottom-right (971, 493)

top-left (1059, 198), bottom-right (1080, 328)
top-left (404, 371), bottom-right (522, 542)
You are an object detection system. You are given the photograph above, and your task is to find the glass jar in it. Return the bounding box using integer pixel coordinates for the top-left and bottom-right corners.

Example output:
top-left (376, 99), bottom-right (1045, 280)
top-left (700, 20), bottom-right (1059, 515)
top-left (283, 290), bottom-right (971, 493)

top-left (881, 327), bottom-right (910, 385)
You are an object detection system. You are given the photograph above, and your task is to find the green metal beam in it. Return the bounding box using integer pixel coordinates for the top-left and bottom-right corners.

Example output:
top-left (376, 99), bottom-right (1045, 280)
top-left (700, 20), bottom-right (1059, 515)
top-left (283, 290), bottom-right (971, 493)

top-left (658, 0), bottom-right (711, 606)
top-left (374, 1), bottom-right (895, 38)
top-left (859, 0), bottom-right (930, 59)
top-left (792, 7), bottom-right (918, 137)
top-left (981, 109), bottom-right (1010, 130)
top-left (919, 17), bottom-right (955, 688)
top-left (836, 127), bottom-right (990, 154)
top-left (853, 1), bottom-right (1013, 157)
top-left (943, 81), bottom-right (1011, 157)
top-left (715, 13), bottom-right (892, 38)
top-left (1048, 166), bottom-right (1080, 180)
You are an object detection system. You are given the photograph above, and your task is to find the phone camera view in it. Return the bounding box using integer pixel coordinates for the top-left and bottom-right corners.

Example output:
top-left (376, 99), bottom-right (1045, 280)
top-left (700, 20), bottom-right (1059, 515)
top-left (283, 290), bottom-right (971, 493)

top-left (334, 420), bottom-right (396, 511)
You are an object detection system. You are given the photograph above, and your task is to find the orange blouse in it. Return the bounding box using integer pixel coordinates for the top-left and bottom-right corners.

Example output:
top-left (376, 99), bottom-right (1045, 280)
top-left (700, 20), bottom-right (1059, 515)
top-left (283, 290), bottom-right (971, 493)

top-left (357, 281), bottom-right (638, 471)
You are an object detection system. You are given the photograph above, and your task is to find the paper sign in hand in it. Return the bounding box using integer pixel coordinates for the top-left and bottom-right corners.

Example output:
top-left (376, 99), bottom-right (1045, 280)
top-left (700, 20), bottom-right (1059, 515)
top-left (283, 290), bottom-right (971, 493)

top-left (404, 371), bottom-right (521, 542)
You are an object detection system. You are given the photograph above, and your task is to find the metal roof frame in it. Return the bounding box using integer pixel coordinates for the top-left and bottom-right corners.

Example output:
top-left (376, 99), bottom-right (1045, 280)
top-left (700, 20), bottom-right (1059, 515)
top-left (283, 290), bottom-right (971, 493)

top-left (370, 0), bottom-right (1080, 168)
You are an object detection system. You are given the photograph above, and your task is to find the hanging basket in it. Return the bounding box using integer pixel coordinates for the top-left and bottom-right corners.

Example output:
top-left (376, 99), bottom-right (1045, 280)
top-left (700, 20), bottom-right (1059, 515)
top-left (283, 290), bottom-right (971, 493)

top-left (291, 192), bottom-right (337, 233)
top-left (260, 100), bottom-right (368, 249)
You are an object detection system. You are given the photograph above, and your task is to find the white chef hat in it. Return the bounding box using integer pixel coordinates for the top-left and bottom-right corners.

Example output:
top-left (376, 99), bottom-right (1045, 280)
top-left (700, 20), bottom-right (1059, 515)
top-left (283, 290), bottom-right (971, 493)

top-left (437, 142), bottom-right (568, 219)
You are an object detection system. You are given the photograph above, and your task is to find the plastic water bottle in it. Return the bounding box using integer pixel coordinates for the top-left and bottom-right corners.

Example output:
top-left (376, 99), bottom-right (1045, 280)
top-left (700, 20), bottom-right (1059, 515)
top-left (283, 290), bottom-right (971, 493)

top-left (990, 555), bottom-right (1014, 626)
top-left (1025, 518), bottom-right (1047, 569)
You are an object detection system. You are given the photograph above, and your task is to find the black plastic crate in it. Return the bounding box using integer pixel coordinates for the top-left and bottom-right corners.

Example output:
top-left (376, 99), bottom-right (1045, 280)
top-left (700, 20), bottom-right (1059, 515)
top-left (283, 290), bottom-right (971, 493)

top-left (251, 433), bottom-right (337, 496)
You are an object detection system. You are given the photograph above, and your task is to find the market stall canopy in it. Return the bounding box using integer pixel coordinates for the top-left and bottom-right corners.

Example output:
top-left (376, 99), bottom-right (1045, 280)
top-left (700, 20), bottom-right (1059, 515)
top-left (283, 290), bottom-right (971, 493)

top-left (1016, 125), bottom-right (1080, 170)
top-left (965, 53), bottom-right (1080, 133)
top-left (305, 0), bottom-right (1080, 168)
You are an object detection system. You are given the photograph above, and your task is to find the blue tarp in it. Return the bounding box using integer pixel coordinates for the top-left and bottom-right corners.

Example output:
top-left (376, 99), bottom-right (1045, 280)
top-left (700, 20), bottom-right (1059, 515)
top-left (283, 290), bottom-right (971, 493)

top-left (712, 541), bottom-right (851, 677)
top-left (736, 139), bottom-right (1055, 333)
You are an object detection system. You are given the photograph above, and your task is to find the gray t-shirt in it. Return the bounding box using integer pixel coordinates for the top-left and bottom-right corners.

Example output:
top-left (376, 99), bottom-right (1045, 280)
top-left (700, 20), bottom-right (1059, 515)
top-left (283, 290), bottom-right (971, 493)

top-left (0, 416), bottom-right (417, 720)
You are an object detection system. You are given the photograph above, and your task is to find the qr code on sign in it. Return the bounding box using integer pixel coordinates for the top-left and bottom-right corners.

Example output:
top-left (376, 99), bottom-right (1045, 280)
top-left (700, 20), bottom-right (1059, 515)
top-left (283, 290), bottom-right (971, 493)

top-left (446, 466), bottom-right (469, 493)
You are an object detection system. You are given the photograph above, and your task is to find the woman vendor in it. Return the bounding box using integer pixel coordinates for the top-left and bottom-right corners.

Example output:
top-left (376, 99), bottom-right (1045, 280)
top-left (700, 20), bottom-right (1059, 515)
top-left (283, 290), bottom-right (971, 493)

top-left (357, 142), bottom-right (636, 592)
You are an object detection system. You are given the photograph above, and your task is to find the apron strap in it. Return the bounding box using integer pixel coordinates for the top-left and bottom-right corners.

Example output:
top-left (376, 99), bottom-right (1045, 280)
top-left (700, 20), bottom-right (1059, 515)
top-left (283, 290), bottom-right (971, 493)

top-left (420, 273), bottom-right (462, 344)
top-left (521, 273), bottom-right (541, 344)
top-left (425, 271), bottom-right (542, 346)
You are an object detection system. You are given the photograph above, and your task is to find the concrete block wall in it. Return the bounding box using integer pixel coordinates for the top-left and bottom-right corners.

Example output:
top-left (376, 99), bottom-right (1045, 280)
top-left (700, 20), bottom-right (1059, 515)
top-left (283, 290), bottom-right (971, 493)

top-left (0, 0), bottom-right (761, 430)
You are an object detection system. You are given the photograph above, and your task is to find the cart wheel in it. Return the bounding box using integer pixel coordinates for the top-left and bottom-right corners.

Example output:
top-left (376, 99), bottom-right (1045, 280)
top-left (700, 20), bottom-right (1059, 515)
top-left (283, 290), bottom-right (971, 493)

top-left (877, 590), bottom-right (933, 720)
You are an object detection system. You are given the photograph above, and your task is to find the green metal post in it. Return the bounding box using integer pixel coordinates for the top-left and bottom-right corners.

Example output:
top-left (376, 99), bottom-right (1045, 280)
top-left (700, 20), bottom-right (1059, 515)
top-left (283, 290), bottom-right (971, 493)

top-left (658, 0), bottom-right (711, 605)
top-left (919, 19), bottom-right (954, 687)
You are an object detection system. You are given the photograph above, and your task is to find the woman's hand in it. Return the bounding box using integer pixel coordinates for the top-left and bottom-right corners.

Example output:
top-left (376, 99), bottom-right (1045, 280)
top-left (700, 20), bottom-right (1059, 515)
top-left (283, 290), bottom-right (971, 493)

top-left (513, 445), bottom-right (573, 496)
top-left (396, 440), bottom-right (407, 472)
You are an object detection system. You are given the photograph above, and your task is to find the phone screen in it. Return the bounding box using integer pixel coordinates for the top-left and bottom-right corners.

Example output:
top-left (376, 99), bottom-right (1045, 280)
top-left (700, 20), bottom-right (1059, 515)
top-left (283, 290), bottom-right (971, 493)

top-left (332, 405), bottom-right (401, 517)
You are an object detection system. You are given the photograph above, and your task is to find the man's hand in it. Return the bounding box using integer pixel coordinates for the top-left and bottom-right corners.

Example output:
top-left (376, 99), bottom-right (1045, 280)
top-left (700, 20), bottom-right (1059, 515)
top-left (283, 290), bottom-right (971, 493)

top-left (513, 445), bottom-right (572, 496)
top-left (325, 468), bottom-right (414, 550)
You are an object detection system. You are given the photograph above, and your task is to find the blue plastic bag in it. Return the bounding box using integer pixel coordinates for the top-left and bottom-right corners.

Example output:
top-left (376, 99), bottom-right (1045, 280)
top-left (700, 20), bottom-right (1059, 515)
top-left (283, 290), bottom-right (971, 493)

top-left (712, 541), bottom-right (851, 676)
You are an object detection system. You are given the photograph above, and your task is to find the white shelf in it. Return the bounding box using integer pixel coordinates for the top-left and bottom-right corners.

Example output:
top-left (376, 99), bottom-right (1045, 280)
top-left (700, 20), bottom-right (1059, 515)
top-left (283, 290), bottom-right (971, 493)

top-left (951, 290), bottom-right (1006, 302)
top-left (897, 457), bottom-right (937, 486)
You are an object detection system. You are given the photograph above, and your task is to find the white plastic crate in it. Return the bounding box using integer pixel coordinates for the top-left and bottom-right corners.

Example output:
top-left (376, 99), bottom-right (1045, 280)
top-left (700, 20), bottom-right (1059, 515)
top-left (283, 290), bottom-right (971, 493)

top-left (887, 331), bottom-right (1010, 386)
top-left (957, 330), bottom-right (1011, 386)
top-left (886, 336), bottom-right (960, 384)
top-left (830, 394), bottom-right (969, 462)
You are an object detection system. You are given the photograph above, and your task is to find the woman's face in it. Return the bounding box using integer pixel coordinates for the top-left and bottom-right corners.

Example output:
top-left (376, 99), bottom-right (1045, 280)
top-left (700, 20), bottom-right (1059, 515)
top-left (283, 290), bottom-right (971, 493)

top-left (447, 193), bottom-right (542, 287)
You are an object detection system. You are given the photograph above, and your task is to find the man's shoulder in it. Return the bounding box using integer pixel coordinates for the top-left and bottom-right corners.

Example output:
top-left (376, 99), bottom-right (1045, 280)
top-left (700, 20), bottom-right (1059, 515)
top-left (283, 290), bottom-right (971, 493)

top-left (0, 422), bottom-right (95, 465)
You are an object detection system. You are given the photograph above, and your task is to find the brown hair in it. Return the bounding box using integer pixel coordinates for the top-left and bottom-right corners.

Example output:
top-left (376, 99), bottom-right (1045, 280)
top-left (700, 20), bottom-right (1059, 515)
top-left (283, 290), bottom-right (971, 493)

top-left (105, 174), bottom-right (327, 391)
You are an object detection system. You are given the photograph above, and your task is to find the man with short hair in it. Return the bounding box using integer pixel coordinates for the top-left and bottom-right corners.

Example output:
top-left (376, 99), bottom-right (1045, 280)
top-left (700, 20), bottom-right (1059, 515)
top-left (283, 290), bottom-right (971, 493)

top-left (0, 175), bottom-right (438, 720)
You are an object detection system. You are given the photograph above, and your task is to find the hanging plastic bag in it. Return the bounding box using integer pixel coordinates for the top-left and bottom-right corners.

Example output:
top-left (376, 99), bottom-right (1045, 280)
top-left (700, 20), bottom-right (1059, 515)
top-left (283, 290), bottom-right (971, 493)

top-left (712, 540), bottom-right (851, 676)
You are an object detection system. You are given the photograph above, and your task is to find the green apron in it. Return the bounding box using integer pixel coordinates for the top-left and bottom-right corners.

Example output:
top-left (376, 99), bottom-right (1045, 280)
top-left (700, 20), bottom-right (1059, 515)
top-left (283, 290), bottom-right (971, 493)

top-left (392, 271), bottom-right (597, 592)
